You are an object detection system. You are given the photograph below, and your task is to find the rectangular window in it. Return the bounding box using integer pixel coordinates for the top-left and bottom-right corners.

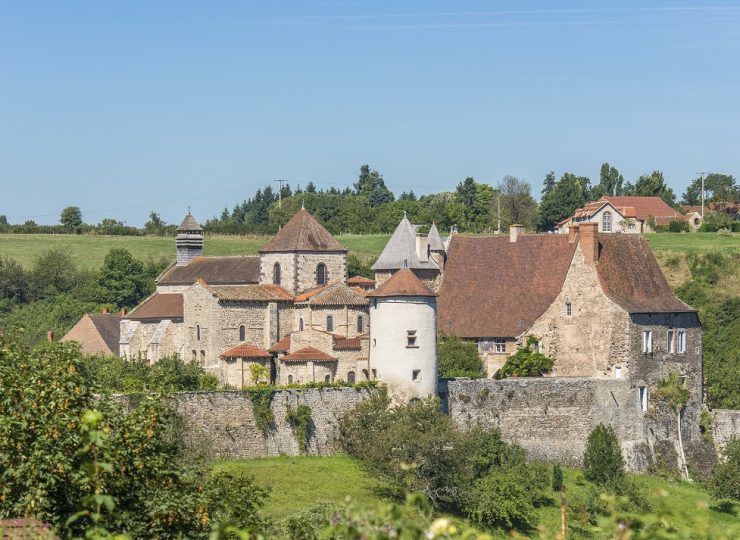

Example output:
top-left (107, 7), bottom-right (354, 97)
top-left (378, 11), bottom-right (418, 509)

top-left (494, 338), bottom-right (506, 354)
top-left (639, 387), bottom-right (648, 412)
top-left (412, 369), bottom-right (421, 381)
top-left (642, 330), bottom-right (652, 353)
top-left (615, 366), bottom-right (622, 379)
top-left (667, 329), bottom-right (675, 353)
top-left (677, 330), bottom-right (686, 353)
top-left (478, 339), bottom-right (494, 353)
top-left (565, 302), bottom-right (572, 317)
top-left (407, 330), bottom-right (417, 348)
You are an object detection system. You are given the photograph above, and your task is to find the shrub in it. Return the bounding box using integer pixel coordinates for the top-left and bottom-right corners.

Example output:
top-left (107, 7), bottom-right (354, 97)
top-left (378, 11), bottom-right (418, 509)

top-left (498, 336), bottom-right (554, 378)
top-left (247, 387), bottom-right (275, 434)
top-left (668, 219), bottom-right (689, 232)
top-left (552, 464), bottom-right (564, 491)
top-left (437, 335), bottom-right (485, 379)
top-left (699, 211), bottom-right (735, 232)
top-left (286, 404), bottom-right (313, 452)
top-left (465, 467), bottom-right (539, 531)
top-left (202, 471), bottom-right (269, 531)
top-left (582, 424), bottom-right (625, 486)
top-left (710, 438), bottom-right (740, 501)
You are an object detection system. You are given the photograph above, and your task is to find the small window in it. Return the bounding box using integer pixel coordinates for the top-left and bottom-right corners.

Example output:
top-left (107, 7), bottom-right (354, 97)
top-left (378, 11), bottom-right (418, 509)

top-left (642, 330), bottom-right (652, 354)
top-left (565, 302), bottom-right (572, 317)
top-left (677, 330), bottom-right (687, 353)
top-left (639, 386), bottom-right (648, 412)
top-left (357, 315), bottom-right (364, 333)
top-left (273, 262), bottom-right (281, 285)
top-left (412, 369), bottom-right (421, 381)
top-left (373, 338), bottom-right (376, 347)
top-left (407, 330), bottom-right (417, 348)
top-left (196, 324), bottom-right (201, 341)
top-left (288, 374), bottom-right (293, 384)
top-left (667, 329), bottom-right (675, 353)
top-left (299, 317), bottom-right (304, 331)
top-left (324, 374), bottom-right (331, 383)
top-left (615, 366), bottom-right (622, 379)
top-left (239, 325), bottom-right (246, 342)
top-left (347, 371), bottom-right (355, 383)
top-left (326, 315), bottom-right (334, 332)
top-left (603, 211), bottom-right (612, 232)
top-left (494, 338), bottom-right (506, 354)
top-left (200, 350), bottom-right (206, 366)
top-left (478, 339), bottom-right (494, 353)
top-left (362, 369), bottom-right (369, 380)
top-left (191, 350), bottom-right (197, 362)
top-left (316, 263), bottom-right (327, 285)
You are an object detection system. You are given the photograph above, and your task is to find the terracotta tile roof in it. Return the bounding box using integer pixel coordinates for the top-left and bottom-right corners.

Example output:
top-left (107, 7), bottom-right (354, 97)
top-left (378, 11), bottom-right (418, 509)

top-left (312, 282), bottom-right (368, 306)
top-left (259, 208), bottom-right (347, 253)
top-left (126, 293), bottom-right (184, 321)
top-left (294, 283), bottom-right (332, 302)
top-left (333, 334), bottom-right (367, 350)
top-left (208, 283), bottom-right (293, 302)
top-left (601, 196), bottom-right (677, 221)
top-left (158, 256), bottom-right (260, 286)
top-left (88, 313), bottom-right (122, 354)
top-left (61, 313), bottom-right (121, 356)
top-left (270, 335), bottom-right (291, 352)
top-left (280, 346), bottom-right (337, 362)
top-left (595, 235), bottom-right (695, 313)
top-left (220, 342), bottom-right (272, 358)
top-left (368, 268), bottom-right (435, 298)
top-left (438, 235), bottom-right (577, 338)
top-left (346, 275), bottom-right (376, 285)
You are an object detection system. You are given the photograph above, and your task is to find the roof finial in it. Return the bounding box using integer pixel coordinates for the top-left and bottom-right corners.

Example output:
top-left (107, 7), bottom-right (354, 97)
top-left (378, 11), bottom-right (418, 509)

top-left (187, 205), bottom-right (191, 214)
top-left (403, 210), bottom-right (407, 219)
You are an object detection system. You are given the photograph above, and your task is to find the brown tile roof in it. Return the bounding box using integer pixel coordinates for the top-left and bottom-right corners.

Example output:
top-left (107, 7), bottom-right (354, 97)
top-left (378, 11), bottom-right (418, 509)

top-left (311, 282), bottom-right (368, 306)
top-left (0, 518), bottom-right (57, 539)
top-left (126, 293), bottom-right (184, 321)
top-left (601, 196), bottom-right (677, 221)
top-left (368, 268), bottom-right (435, 298)
top-left (220, 342), bottom-right (272, 358)
top-left (280, 346), bottom-right (336, 362)
top-left (333, 334), bottom-right (366, 350)
top-left (595, 235), bottom-right (695, 313)
top-left (438, 235), bottom-right (577, 337)
top-left (62, 313), bottom-right (122, 356)
top-left (88, 313), bottom-right (122, 354)
top-left (294, 283), bottom-right (332, 302)
top-left (158, 256), bottom-right (260, 286)
top-left (208, 283), bottom-right (293, 302)
top-left (259, 208), bottom-right (347, 253)
top-left (270, 335), bottom-right (291, 352)
top-left (346, 275), bottom-right (376, 285)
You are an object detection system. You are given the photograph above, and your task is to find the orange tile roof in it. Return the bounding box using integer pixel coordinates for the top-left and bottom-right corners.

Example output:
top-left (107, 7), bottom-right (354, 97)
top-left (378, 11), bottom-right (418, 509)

top-left (207, 283), bottom-right (294, 302)
top-left (259, 208), bottom-right (347, 253)
top-left (333, 334), bottom-right (367, 350)
top-left (280, 346), bottom-right (336, 362)
top-left (126, 293), bottom-right (184, 321)
top-left (368, 268), bottom-right (435, 298)
top-left (220, 342), bottom-right (272, 358)
top-left (346, 275), bottom-right (376, 285)
top-left (600, 196), bottom-right (677, 221)
top-left (270, 335), bottom-right (291, 352)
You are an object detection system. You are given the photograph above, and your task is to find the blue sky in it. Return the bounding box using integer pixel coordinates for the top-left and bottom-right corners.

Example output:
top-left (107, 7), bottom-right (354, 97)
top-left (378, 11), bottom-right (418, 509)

top-left (1, 1), bottom-right (739, 226)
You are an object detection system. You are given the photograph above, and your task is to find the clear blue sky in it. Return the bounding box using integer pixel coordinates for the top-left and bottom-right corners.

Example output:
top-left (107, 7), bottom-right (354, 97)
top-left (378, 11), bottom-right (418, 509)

top-left (2, 1), bottom-right (739, 226)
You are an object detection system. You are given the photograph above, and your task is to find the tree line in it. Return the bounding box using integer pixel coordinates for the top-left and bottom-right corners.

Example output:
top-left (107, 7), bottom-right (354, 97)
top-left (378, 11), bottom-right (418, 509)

top-left (2, 164), bottom-right (737, 236)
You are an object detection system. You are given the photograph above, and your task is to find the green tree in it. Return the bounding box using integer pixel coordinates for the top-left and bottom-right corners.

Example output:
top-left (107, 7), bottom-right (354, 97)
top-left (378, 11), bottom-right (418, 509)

top-left (498, 336), bottom-right (554, 378)
top-left (591, 162), bottom-right (625, 199)
top-left (632, 171), bottom-right (676, 206)
top-left (537, 172), bottom-right (590, 231)
top-left (498, 176), bottom-right (538, 230)
top-left (710, 437), bottom-right (740, 501)
top-left (656, 372), bottom-right (691, 480)
top-left (28, 248), bottom-right (80, 300)
top-left (552, 464), bottom-right (564, 491)
top-left (541, 171), bottom-right (556, 196)
top-left (0, 257), bottom-right (28, 304)
top-left (143, 211), bottom-right (170, 235)
top-left (354, 164), bottom-right (395, 207)
top-left (582, 424), bottom-right (625, 486)
top-left (682, 173), bottom-right (738, 205)
top-left (96, 248), bottom-right (151, 308)
top-left (437, 335), bottom-right (485, 379)
top-left (60, 205), bottom-right (83, 231)
top-left (455, 177), bottom-right (494, 231)
top-left (0, 215), bottom-right (8, 226)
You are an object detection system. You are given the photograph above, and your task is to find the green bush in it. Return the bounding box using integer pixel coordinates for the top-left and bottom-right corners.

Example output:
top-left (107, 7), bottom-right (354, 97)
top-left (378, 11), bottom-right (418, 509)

top-left (498, 336), bottom-right (554, 378)
top-left (465, 467), bottom-right (539, 531)
top-left (286, 404), bottom-right (313, 452)
top-left (710, 438), bottom-right (740, 501)
top-left (582, 424), bottom-right (625, 486)
top-left (247, 387), bottom-right (276, 434)
top-left (437, 335), bottom-right (485, 379)
top-left (552, 464), bottom-right (564, 491)
top-left (668, 219), bottom-right (689, 232)
top-left (699, 212), bottom-right (735, 232)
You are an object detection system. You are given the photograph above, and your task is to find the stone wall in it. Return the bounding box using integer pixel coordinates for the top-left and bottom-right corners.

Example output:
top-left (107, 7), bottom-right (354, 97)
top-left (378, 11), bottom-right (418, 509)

top-left (296, 253), bottom-right (346, 294)
top-left (446, 377), bottom-right (691, 472)
top-left (712, 409), bottom-right (740, 456)
top-left (119, 387), bottom-right (376, 459)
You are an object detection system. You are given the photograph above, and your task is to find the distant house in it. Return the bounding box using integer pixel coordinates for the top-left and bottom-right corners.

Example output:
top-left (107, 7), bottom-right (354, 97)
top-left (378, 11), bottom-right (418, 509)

top-left (556, 196), bottom-right (696, 234)
top-left (61, 310), bottom-right (121, 356)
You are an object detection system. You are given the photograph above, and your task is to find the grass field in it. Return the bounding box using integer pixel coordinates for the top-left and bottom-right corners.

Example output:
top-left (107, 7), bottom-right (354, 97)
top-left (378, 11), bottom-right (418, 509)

top-left (215, 456), bottom-right (737, 538)
top-left (644, 231), bottom-right (740, 253)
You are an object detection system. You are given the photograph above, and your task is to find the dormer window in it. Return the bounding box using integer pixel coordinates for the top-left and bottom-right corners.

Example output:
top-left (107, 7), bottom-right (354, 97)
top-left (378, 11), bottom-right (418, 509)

top-left (317, 263), bottom-right (327, 285)
top-left (273, 262), bottom-right (281, 285)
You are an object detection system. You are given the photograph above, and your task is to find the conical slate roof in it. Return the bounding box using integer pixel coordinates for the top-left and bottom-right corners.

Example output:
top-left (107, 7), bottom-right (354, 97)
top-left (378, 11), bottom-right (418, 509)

top-left (369, 268), bottom-right (435, 297)
top-left (177, 213), bottom-right (203, 232)
top-left (371, 214), bottom-right (439, 271)
top-left (260, 208), bottom-right (347, 253)
top-left (427, 222), bottom-right (445, 252)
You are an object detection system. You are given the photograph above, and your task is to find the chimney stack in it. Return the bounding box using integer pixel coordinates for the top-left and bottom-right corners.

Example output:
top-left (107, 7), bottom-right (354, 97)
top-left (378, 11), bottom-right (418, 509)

top-left (120, 308), bottom-right (127, 316)
top-left (509, 224), bottom-right (525, 243)
top-left (579, 222), bottom-right (599, 263)
top-left (102, 306), bottom-right (109, 314)
top-left (568, 224), bottom-right (577, 243)
top-left (47, 330), bottom-right (54, 343)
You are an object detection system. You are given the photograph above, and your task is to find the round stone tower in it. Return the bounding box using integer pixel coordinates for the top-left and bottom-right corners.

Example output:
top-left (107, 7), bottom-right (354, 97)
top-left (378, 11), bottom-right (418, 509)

top-left (176, 212), bottom-right (204, 266)
top-left (368, 268), bottom-right (438, 402)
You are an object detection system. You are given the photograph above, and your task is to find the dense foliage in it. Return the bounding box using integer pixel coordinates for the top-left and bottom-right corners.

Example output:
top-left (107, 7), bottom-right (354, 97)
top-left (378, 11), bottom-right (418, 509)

top-left (582, 424), bottom-right (626, 486)
top-left (286, 404), bottom-right (313, 453)
top-left (710, 438), bottom-right (740, 501)
top-left (437, 335), bottom-right (485, 379)
top-left (498, 336), bottom-right (554, 378)
top-left (0, 335), bottom-right (267, 538)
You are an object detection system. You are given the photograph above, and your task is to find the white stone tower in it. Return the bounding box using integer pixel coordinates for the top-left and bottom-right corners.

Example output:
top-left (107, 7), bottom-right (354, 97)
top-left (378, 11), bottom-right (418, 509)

top-left (176, 212), bottom-right (204, 266)
top-left (368, 268), bottom-right (438, 402)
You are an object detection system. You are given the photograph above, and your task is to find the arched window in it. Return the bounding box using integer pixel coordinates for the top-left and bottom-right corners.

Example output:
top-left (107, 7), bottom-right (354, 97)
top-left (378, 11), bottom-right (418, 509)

top-left (324, 375), bottom-right (331, 383)
top-left (288, 374), bottom-right (293, 384)
top-left (191, 350), bottom-right (197, 362)
top-left (196, 324), bottom-right (201, 341)
top-left (357, 315), bottom-right (364, 333)
top-left (347, 371), bottom-right (356, 383)
top-left (299, 317), bottom-right (304, 331)
top-left (200, 350), bottom-right (206, 366)
top-left (239, 325), bottom-right (246, 341)
top-left (362, 369), bottom-right (369, 380)
top-left (326, 315), bottom-right (334, 332)
top-left (602, 211), bottom-right (612, 232)
top-left (273, 262), bottom-right (281, 285)
top-left (316, 263), bottom-right (327, 285)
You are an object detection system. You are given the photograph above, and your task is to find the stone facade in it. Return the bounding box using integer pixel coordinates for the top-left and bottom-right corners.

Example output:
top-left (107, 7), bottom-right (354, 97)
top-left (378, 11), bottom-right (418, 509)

top-left (259, 252), bottom-right (297, 292)
top-left (711, 409), bottom-right (740, 456)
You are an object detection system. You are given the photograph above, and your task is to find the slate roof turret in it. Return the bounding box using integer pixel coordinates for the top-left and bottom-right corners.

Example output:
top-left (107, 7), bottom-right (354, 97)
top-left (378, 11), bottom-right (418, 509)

top-left (177, 212), bottom-right (203, 232)
top-left (259, 208), bottom-right (347, 253)
top-left (427, 222), bottom-right (445, 252)
top-left (371, 213), bottom-right (439, 271)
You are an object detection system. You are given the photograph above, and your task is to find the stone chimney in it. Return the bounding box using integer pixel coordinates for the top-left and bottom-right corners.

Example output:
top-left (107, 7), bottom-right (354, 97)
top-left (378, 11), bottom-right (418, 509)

top-left (509, 224), bottom-right (525, 243)
top-left (579, 222), bottom-right (599, 263)
top-left (568, 224), bottom-right (578, 243)
top-left (102, 306), bottom-right (109, 314)
top-left (47, 330), bottom-right (54, 343)
top-left (120, 308), bottom-right (127, 316)
top-left (176, 212), bottom-right (204, 266)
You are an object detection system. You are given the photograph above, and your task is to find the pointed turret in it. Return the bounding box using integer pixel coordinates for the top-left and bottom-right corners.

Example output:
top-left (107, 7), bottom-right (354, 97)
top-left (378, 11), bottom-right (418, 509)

top-left (372, 213), bottom-right (438, 271)
top-left (176, 212), bottom-right (204, 266)
top-left (427, 222), bottom-right (445, 252)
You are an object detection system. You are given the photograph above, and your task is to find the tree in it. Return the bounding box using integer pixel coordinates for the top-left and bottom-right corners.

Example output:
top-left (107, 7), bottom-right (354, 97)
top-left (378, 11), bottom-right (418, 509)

top-left (582, 424), bottom-right (625, 486)
top-left (437, 336), bottom-right (485, 379)
top-left (498, 176), bottom-right (537, 230)
top-left (682, 173), bottom-right (738, 205)
top-left (399, 190), bottom-right (417, 201)
top-left (144, 211), bottom-right (167, 235)
top-left (552, 464), bottom-right (564, 491)
top-left (60, 206), bottom-right (83, 231)
top-left (28, 248), bottom-right (80, 300)
top-left (0, 257), bottom-right (28, 304)
top-left (541, 171), bottom-right (556, 196)
top-left (306, 181), bottom-right (317, 194)
top-left (710, 437), bottom-right (740, 501)
top-left (498, 336), bottom-right (554, 378)
top-left (0, 215), bottom-right (8, 226)
top-left (591, 162), bottom-right (625, 199)
top-left (537, 172), bottom-right (590, 231)
top-left (632, 171), bottom-right (676, 206)
top-left (354, 164), bottom-right (394, 207)
top-left (96, 248), bottom-right (151, 308)
top-left (656, 372), bottom-right (691, 480)
top-left (455, 177), bottom-right (494, 231)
